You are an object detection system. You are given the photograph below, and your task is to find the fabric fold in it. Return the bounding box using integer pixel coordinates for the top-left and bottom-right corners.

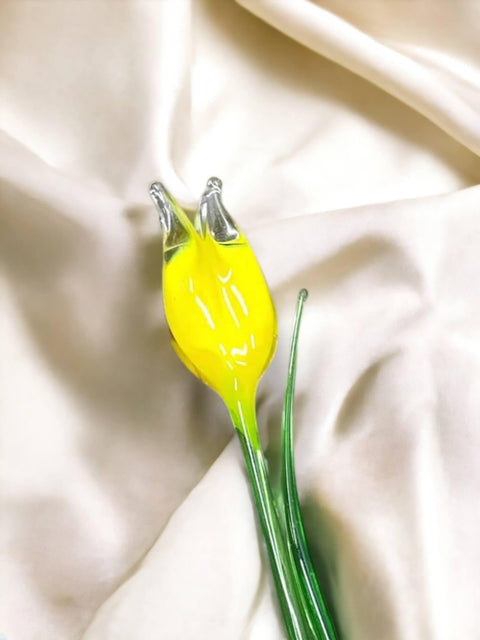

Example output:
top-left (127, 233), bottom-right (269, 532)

top-left (236, 0), bottom-right (480, 156)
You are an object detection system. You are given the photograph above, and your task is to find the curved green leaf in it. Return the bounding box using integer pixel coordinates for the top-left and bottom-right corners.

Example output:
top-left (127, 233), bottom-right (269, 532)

top-left (281, 289), bottom-right (339, 640)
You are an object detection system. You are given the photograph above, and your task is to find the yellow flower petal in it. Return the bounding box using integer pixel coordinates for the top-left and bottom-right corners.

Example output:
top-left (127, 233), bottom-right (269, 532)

top-left (151, 179), bottom-right (277, 415)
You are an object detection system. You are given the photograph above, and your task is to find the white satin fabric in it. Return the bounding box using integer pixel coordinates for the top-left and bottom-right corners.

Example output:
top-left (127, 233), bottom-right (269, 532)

top-left (1, 2), bottom-right (480, 639)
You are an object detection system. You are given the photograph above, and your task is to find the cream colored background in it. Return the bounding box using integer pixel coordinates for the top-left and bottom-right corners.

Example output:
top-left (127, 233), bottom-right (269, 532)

top-left (1, 1), bottom-right (480, 639)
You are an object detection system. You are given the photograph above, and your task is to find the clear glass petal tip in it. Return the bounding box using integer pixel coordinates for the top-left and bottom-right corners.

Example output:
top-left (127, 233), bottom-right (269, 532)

top-left (197, 176), bottom-right (241, 243)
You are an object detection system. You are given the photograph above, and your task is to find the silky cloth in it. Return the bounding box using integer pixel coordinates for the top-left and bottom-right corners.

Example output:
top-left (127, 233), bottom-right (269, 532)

top-left (1, 1), bottom-right (480, 639)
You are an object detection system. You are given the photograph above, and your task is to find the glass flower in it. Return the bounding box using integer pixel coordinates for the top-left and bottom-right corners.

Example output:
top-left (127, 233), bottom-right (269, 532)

top-left (150, 178), bottom-right (338, 640)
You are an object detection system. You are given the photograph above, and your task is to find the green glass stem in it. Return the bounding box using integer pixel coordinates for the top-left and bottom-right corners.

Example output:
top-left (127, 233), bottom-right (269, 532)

top-left (281, 290), bottom-right (339, 640)
top-left (231, 404), bottom-right (313, 640)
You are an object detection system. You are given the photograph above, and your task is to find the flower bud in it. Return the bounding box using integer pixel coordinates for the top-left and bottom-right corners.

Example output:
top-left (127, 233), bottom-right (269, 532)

top-left (151, 178), bottom-right (277, 410)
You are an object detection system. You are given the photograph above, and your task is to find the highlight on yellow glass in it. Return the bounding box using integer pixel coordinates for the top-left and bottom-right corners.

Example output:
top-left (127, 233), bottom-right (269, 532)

top-left (150, 178), bottom-right (339, 640)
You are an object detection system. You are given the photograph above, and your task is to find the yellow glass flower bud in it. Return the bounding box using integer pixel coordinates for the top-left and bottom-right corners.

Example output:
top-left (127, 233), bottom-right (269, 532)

top-left (150, 178), bottom-right (277, 440)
